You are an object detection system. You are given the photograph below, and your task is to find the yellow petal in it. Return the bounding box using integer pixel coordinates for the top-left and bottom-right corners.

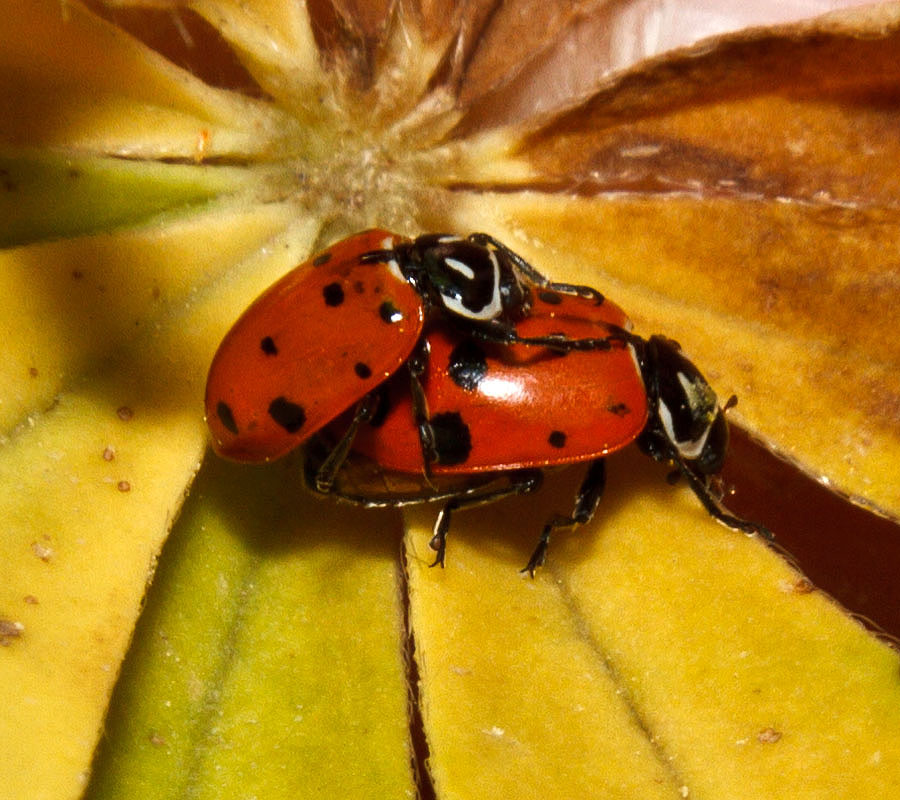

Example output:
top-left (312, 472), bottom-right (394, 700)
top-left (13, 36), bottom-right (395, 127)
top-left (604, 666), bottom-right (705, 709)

top-left (0, 206), bottom-right (319, 800)
top-left (407, 451), bottom-right (900, 798)
top-left (0, 0), bottom-right (299, 157)
top-left (185, 0), bottom-right (325, 104)
top-left (0, 368), bottom-right (204, 800)
top-left (0, 202), bottom-right (299, 433)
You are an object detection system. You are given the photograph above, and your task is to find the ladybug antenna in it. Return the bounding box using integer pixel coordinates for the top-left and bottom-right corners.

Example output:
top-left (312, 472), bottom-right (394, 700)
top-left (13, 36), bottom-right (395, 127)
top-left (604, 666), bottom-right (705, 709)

top-left (723, 394), bottom-right (738, 413)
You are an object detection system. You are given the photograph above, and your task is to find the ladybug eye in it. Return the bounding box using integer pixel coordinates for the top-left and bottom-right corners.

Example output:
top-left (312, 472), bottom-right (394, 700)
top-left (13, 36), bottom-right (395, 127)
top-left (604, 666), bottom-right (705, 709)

top-left (443, 256), bottom-right (475, 280)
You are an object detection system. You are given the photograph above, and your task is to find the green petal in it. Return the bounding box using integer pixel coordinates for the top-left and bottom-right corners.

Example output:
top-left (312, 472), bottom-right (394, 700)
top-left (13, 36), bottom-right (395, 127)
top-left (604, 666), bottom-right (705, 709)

top-left (0, 149), bottom-right (254, 247)
top-left (85, 456), bottom-right (414, 800)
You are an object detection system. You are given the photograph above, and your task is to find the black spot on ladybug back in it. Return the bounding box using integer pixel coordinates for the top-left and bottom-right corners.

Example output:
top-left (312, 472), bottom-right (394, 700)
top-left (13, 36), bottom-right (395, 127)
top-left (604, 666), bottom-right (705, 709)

top-left (354, 362), bottom-right (372, 379)
top-left (539, 290), bottom-right (563, 305)
top-left (323, 282), bottom-right (344, 307)
top-left (268, 396), bottom-right (306, 433)
top-left (216, 401), bottom-right (239, 435)
top-left (608, 402), bottom-right (630, 417)
top-left (379, 300), bottom-right (404, 324)
top-left (548, 430), bottom-right (567, 448)
top-left (447, 340), bottom-right (487, 391)
top-left (313, 251), bottom-right (332, 266)
top-left (429, 412), bottom-right (472, 466)
top-left (260, 336), bottom-right (278, 356)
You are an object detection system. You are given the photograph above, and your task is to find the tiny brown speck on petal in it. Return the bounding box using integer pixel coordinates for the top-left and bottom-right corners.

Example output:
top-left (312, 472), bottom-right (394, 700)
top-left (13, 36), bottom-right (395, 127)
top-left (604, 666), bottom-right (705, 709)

top-left (0, 619), bottom-right (24, 645)
top-left (102, 446), bottom-right (116, 462)
top-left (117, 406), bottom-right (133, 421)
top-left (117, 480), bottom-right (131, 493)
top-left (31, 540), bottom-right (53, 562)
top-left (23, 595), bottom-right (38, 605)
top-left (757, 727), bottom-right (782, 743)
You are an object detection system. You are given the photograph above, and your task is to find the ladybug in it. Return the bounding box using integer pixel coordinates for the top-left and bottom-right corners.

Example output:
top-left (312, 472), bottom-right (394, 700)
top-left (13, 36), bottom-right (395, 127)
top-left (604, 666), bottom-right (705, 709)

top-left (305, 291), bottom-right (770, 574)
top-left (206, 230), bottom-right (613, 463)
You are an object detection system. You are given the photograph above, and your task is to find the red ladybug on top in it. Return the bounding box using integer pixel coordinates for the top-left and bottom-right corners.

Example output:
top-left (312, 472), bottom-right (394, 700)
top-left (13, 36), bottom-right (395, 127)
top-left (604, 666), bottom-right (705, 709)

top-left (206, 230), bottom-right (769, 572)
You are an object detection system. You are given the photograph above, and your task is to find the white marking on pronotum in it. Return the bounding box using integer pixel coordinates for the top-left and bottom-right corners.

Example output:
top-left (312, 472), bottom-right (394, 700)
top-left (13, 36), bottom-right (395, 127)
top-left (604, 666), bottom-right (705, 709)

top-left (443, 257), bottom-right (475, 280)
top-left (380, 235), bottom-right (404, 283)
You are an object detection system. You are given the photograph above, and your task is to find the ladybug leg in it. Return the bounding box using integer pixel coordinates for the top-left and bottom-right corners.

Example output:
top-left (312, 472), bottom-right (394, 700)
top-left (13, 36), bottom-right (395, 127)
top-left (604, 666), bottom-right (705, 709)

top-left (522, 459), bottom-right (607, 576)
top-left (504, 330), bottom-right (617, 352)
top-left (405, 340), bottom-right (439, 486)
top-left (468, 320), bottom-right (624, 354)
top-left (671, 457), bottom-right (774, 540)
top-left (311, 393), bottom-right (378, 493)
top-left (467, 233), bottom-right (606, 305)
top-left (428, 470), bottom-right (544, 568)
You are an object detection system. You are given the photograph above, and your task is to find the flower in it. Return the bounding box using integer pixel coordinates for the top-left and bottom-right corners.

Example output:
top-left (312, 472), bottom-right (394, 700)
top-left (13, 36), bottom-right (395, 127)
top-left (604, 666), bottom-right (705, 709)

top-left (1, 2), bottom-right (899, 798)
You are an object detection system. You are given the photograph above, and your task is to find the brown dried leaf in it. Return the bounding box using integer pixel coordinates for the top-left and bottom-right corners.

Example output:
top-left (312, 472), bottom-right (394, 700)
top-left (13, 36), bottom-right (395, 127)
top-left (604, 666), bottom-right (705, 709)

top-left (445, 7), bottom-right (900, 518)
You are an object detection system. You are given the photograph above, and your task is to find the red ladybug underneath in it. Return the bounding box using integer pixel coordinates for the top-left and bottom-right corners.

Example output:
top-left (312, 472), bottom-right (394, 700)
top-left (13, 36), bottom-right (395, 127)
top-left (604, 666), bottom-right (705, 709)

top-left (206, 231), bottom-right (770, 573)
top-left (307, 291), bottom-right (770, 573)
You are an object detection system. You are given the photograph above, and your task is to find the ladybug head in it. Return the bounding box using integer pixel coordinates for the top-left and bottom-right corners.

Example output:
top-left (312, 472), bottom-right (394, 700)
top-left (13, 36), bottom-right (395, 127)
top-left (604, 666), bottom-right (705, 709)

top-left (393, 234), bottom-right (530, 324)
top-left (637, 335), bottom-right (729, 476)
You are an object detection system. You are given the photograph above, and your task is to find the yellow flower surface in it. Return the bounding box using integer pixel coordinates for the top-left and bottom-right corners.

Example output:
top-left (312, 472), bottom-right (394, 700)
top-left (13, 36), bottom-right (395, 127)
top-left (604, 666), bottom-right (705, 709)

top-left (0, 2), bottom-right (898, 799)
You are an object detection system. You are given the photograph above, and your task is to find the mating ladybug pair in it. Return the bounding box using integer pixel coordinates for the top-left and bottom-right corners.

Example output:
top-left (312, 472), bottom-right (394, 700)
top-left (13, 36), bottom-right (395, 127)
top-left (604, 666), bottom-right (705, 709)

top-left (205, 230), bottom-right (770, 573)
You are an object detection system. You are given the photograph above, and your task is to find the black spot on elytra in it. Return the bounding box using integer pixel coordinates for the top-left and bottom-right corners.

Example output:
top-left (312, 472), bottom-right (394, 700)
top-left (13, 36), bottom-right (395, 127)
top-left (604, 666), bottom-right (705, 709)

top-left (608, 402), bottom-right (630, 417)
top-left (548, 430), bottom-right (567, 448)
top-left (216, 401), bottom-right (239, 435)
top-left (539, 289), bottom-right (563, 305)
top-left (260, 336), bottom-right (278, 356)
top-left (354, 362), bottom-right (372, 379)
top-left (447, 340), bottom-right (487, 391)
top-left (312, 251), bottom-right (332, 266)
top-left (428, 412), bottom-right (471, 466)
top-left (323, 282), bottom-right (344, 307)
top-left (379, 300), bottom-right (404, 324)
top-left (268, 396), bottom-right (306, 433)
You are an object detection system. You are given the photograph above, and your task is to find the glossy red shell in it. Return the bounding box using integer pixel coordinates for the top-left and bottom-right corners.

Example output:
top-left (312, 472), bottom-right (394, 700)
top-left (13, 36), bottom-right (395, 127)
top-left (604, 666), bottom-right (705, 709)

top-left (349, 291), bottom-right (649, 473)
top-left (205, 229), bottom-right (424, 462)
